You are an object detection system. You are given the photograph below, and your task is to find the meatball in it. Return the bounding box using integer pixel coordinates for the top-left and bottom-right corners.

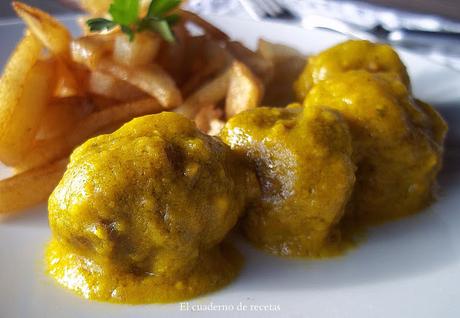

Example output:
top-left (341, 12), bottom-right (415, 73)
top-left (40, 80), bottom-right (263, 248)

top-left (220, 105), bottom-right (355, 256)
top-left (46, 112), bottom-right (258, 303)
top-left (304, 70), bottom-right (447, 223)
top-left (294, 40), bottom-right (410, 101)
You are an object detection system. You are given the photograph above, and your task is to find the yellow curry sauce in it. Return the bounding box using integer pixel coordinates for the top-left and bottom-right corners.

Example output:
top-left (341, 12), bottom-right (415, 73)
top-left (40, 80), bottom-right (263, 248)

top-left (46, 240), bottom-right (243, 304)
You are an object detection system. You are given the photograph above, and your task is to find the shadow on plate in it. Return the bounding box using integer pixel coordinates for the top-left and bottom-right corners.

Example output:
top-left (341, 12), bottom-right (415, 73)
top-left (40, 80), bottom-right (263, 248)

top-left (0, 203), bottom-right (49, 228)
top-left (435, 102), bottom-right (460, 196)
top-left (236, 184), bottom-right (459, 290)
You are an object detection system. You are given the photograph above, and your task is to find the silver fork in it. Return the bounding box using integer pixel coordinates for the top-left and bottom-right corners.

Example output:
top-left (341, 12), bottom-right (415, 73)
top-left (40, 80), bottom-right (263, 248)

top-left (238, 0), bottom-right (298, 21)
top-left (239, 0), bottom-right (460, 57)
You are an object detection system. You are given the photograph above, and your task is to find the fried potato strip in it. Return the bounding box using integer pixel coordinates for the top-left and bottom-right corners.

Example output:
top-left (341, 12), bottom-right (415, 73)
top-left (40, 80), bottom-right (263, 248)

top-left (0, 159), bottom-right (68, 214)
top-left (15, 98), bottom-right (163, 172)
top-left (0, 35), bottom-right (55, 165)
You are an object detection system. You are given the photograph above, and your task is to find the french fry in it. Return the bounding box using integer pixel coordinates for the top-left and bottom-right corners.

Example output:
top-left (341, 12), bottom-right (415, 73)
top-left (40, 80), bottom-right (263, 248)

top-left (37, 97), bottom-right (93, 140)
top-left (226, 61), bottom-right (264, 118)
top-left (93, 121), bottom-right (126, 135)
top-left (97, 60), bottom-right (182, 109)
top-left (113, 32), bottom-right (161, 67)
top-left (181, 62), bottom-right (222, 97)
top-left (0, 159), bottom-right (67, 214)
top-left (13, 2), bottom-right (84, 98)
top-left (157, 25), bottom-right (193, 85)
top-left (225, 41), bottom-right (274, 83)
top-left (208, 119), bottom-right (226, 136)
top-left (156, 22), bottom-right (190, 83)
top-left (13, 1), bottom-right (71, 58)
top-left (15, 98), bottom-right (163, 172)
top-left (257, 39), bottom-right (306, 106)
top-left (88, 95), bottom-right (120, 111)
top-left (180, 10), bottom-right (229, 41)
top-left (0, 37), bottom-right (56, 165)
top-left (181, 40), bottom-right (232, 96)
top-left (71, 34), bottom-right (115, 69)
top-left (175, 68), bottom-right (232, 119)
top-left (70, 34), bottom-right (117, 97)
top-left (88, 71), bottom-right (146, 101)
top-left (194, 104), bottom-right (224, 134)
top-left (53, 59), bottom-right (81, 97)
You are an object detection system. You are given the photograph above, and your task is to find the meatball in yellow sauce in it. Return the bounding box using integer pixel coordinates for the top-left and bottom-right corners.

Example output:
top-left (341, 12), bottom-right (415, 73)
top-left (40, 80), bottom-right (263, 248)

top-left (46, 112), bottom-right (258, 304)
top-left (220, 105), bottom-right (356, 256)
top-left (294, 40), bottom-right (411, 101)
top-left (304, 70), bottom-right (446, 223)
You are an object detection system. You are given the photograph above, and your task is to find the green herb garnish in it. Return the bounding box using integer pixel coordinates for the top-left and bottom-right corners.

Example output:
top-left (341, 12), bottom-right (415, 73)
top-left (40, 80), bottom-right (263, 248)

top-left (86, 0), bottom-right (181, 42)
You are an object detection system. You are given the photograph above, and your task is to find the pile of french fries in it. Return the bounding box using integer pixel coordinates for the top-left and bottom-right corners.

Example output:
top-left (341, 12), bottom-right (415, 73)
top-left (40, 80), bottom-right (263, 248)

top-left (0, 1), bottom-right (306, 215)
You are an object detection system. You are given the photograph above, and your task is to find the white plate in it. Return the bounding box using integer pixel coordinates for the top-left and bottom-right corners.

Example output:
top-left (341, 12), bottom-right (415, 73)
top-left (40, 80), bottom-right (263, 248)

top-left (1, 15), bottom-right (460, 318)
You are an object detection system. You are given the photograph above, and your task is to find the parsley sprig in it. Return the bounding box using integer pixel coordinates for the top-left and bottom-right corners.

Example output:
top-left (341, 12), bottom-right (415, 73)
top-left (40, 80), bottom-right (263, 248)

top-left (86, 0), bottom-right (181, 42)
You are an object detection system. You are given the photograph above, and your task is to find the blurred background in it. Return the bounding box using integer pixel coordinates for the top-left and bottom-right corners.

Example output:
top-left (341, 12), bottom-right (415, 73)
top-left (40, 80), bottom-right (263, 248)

top-left (0, 0), bottom-right (73, 17)
top-left (2, 0), bottom-right (459, 21)
top-left (1, 0), bottom-right (460, 69)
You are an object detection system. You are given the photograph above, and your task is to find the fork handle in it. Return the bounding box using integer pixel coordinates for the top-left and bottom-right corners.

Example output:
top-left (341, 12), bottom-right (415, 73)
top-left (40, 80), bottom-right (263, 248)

top-left (388, 29), bottom-right (460, 56)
